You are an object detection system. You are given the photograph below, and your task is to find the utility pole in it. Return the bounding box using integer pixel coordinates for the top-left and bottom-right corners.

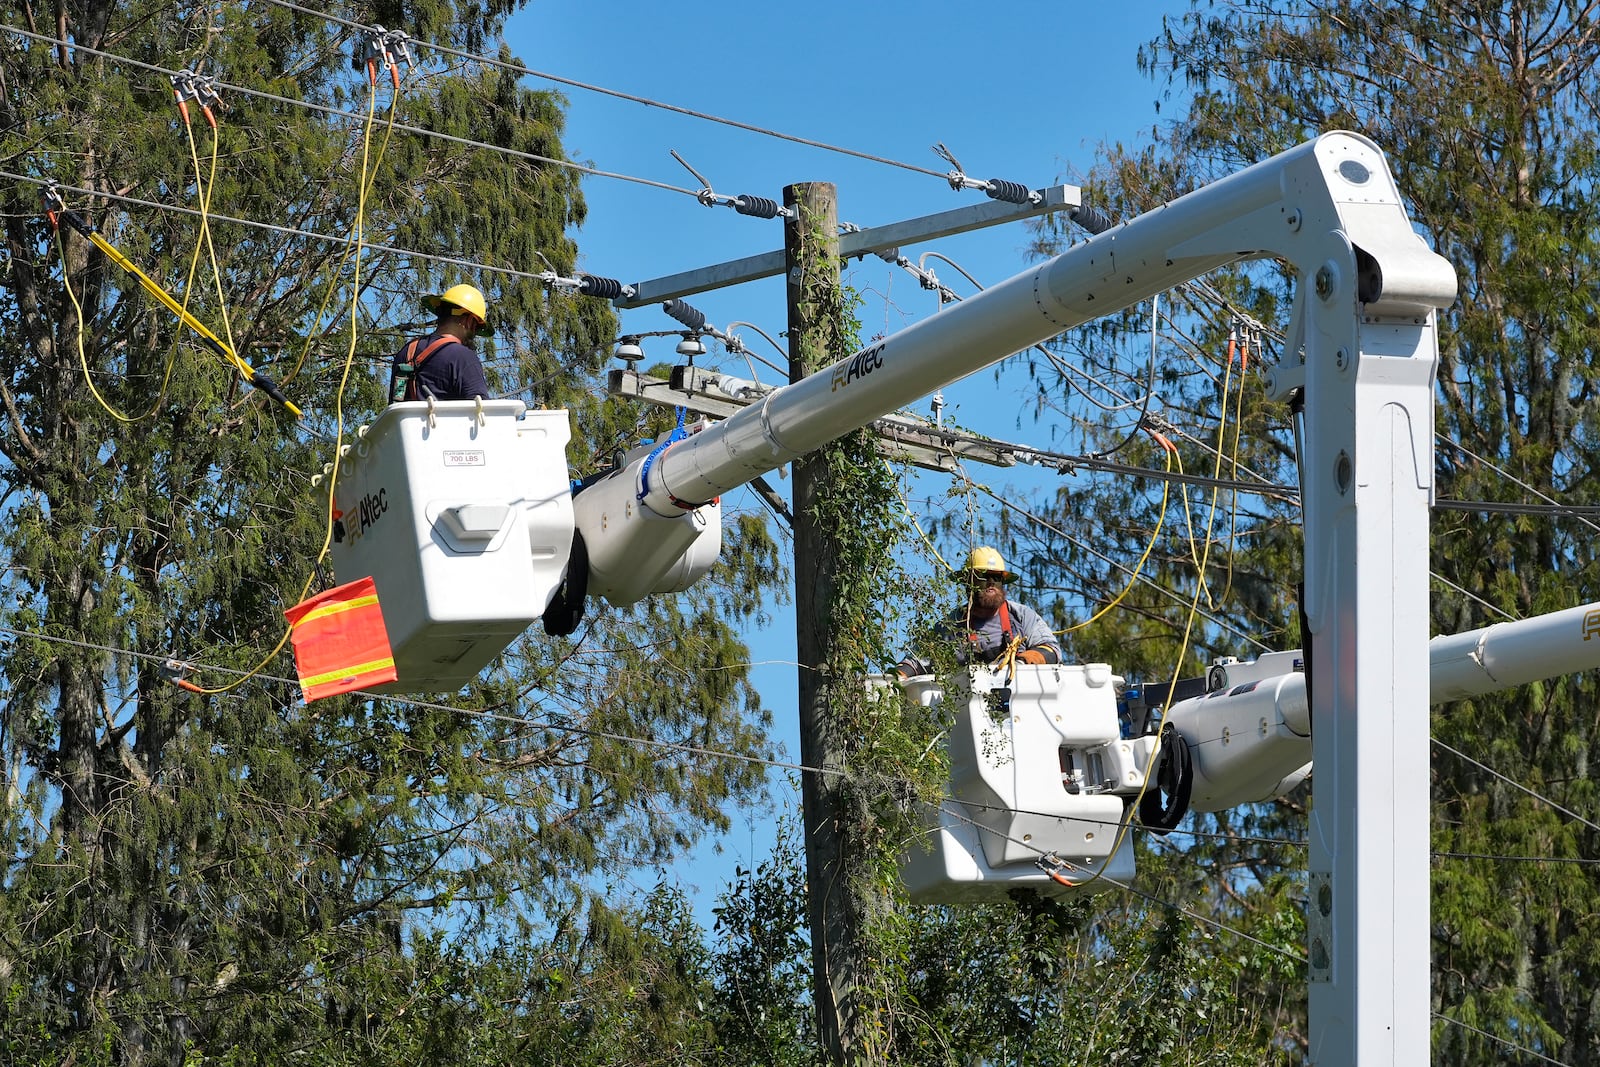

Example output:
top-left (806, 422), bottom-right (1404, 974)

top-left (786, 181), bottom-right (859, 1065)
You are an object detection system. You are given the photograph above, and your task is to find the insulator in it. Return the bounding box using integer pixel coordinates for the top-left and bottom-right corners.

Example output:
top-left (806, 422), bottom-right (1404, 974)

top-left (662, 299), bottom-right (706, 331)
top-left (578, 275), bottom-right (624, 299)
top-left (985, 178), bottom-right (1033, 205)
top-left (1073, 204), bottom-right (1117, 235)
top-left (734, 194), bottom-right (780, 219)
top-left (615, 336), bottom-right (644, 364)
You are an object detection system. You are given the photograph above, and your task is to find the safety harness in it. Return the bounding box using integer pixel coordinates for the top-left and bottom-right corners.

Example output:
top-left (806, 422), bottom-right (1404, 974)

top-left (389, 335), bottom-right (457, 402)
top-left (967, 600), bottom-right (1015, 663)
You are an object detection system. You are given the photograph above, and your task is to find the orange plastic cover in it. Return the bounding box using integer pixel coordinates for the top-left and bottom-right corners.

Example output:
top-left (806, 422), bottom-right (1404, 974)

top-left (285, 576), bottom-right (397, 702)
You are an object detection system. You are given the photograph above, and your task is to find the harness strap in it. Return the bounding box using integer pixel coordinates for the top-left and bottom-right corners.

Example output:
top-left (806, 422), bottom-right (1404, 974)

top-left (400, 335), bottom-right (457, 401)
top-left (966, 600), bottom-right (1017, 663)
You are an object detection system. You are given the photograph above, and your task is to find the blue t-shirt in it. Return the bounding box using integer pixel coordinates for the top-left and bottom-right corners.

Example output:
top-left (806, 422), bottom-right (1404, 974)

top-left (393, 332), bottom-right (490, 402)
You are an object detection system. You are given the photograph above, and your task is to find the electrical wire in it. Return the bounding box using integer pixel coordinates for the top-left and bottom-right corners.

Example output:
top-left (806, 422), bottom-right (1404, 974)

top-left (1434, 1012), bottom-right (1572, 1067)
top-left (282, 52), bottom-right (408, 387)
top-left (1064, 434), bottom-right (1222, 890)
top-left (28, 14), bottom-right (1584, 541)
top-left (1058, 429), bottom-right (1177, 637)
top-left (1430, 572), bottom-right (1516, 622)
top-left (0, 24), bottom-right (701, 203)
top-left (7, 617), bottom-right (1596, 887)
top-left (57, 229), bottom-right (179, 424)
top-left (23, 31), bottom-right (1596, 533)
top-left (1437, 435), bottom-right (1600, 535)
top-left (253, 0), bottom-right (951, 182)
top-left (969, 481), bottom-right (1275, 652)
top-left (1090, 291), bottom-right (1161, 459)
top-left (4, 171), bottom-right (561, 286)
top-left (15, 12), bottom-right (1600, 972)
top-left (1432, 738), bottom-right (1600, 835)
top-left (183, 59), bottom-right (399, 695)
top-left (0, 603), bottom-right (1306, 963)
top-left (1434, 851), bottom-right (1600, 866)
top-left (15, 599), bottom-right (1598, 875)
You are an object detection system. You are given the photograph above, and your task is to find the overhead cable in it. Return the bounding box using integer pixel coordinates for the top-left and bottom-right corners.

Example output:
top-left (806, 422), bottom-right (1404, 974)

top-left (5, 622), bottom-right (1593, 880)
top-left (256, 0), bottom-right (952, 181)
top-left (0, 24), bottom-right (701, 201)
top-left (1432, 738), bottom-right (1600, 835)
top-left (1434, 1012), bottom-right (1571, 1067)
top-left (4, 170), bottom-right (573, 286)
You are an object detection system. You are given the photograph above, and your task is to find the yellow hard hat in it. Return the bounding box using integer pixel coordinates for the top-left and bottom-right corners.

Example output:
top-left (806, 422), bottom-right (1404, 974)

top-left (959, 546), bottom-right (1017, 583)
top-left (421, 283), bottom-right (494, 336)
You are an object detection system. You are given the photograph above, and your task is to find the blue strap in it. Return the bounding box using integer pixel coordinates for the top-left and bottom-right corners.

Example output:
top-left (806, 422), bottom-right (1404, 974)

top-left (636, 408), bottom-right (690, 503)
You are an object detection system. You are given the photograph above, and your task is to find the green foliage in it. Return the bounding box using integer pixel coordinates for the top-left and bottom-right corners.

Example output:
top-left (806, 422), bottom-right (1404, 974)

top-left (0, 3), bottom-right (784, 1063)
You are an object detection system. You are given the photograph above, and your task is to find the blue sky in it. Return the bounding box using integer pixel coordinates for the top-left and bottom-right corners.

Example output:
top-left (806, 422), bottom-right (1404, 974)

top-left (503, 2), bottom-right (1191, 925)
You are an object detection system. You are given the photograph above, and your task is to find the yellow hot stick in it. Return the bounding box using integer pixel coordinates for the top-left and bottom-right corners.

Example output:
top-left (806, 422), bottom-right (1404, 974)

top-left (55, 206), bottom-right (302, 418)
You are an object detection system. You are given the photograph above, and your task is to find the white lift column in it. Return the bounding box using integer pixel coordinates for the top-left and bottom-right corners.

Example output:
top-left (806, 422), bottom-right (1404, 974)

top-left (1287, 142), bottom-right (1454, 1065)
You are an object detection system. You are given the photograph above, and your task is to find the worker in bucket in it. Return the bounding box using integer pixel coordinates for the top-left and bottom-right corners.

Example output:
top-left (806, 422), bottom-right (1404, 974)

top-left (897, 546), bottom-right (1062, 677)
top-left (388, 283), bottom-right (494, 403)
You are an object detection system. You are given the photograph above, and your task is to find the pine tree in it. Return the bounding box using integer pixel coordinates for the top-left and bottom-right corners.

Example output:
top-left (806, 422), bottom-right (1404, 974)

top-left (0, 3), bottom-right (782, 1061)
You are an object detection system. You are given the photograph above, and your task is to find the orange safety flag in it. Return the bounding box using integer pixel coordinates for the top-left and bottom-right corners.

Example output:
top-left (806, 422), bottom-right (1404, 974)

top-left (284, 576), bottom-right (397, 702)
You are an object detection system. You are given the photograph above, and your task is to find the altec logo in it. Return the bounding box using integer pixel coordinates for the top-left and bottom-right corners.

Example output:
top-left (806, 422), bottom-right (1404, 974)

top-left (356, 489), bottom-right (389, 533)
top-left (343, 488), bottom-right (389, 545)
top-left (830, 342), bottom-right (886, 392)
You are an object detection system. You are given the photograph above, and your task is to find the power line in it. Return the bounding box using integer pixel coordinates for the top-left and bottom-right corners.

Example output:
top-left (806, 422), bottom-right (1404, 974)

top-left (3, 170), bottom-right (558, 285)
top-left (1435, 851), bottom-right (1600, 866)
top-left (1438, 435), bottom-right (1600, 536)
top-left (1434, 1011), bottom-right (1572, 1067)
top-left (1432, 738), bottom-right (1600, 836)
top-left (24, 24), bottom-right (1600, 539)
top-left (9, 617), bottom-right (1594, 978)
top-left (255, 0), bottom-right (952, 182)
top-left (0, 618), bottom-right (1299, 861)
top-left (0, 24), bottom-right (701, 202)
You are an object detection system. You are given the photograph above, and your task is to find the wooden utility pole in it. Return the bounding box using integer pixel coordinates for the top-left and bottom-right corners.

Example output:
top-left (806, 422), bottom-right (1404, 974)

top-left (785, 181), bottom-right (860, 1065)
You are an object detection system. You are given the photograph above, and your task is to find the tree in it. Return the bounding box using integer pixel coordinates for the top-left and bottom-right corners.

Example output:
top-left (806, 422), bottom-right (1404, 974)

top-left (0, 3), bottom-right (782, 1062)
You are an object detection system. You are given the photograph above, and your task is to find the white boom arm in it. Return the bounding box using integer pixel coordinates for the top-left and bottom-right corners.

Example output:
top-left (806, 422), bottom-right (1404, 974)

top-left (1159, 601), bottom-right (1600, 812)
top-left (575, 130), bottom-right (1453, 605)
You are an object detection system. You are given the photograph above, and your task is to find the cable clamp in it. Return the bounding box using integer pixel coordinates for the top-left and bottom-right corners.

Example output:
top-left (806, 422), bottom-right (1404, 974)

top-left (932, 142), bottom-right (985, 193)
top-left (538, 271), bottom-right (633, 300)
top-left (41, 182), bottom-right (65, 230)
top-left (361, 25), bottom-right (389, 66)
top-left (384, 29), bottom-right (416, 77)
top-left (1034, 851), bottom-right (1080, 888)
top-left (361, 26), bottom-right (411, 86)
top-left (194, 73), bottom-right (225, 120)
top-left (161, 658), bottom-right (204, 694)
top-left (171, 68), bottom-right (223, 127)
top-left (670, 149), bottom-right (791, 218)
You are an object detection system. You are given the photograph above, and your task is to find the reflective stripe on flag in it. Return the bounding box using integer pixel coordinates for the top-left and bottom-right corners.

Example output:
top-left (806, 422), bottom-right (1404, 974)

top-left (284, 576), bottom-right (397, 702)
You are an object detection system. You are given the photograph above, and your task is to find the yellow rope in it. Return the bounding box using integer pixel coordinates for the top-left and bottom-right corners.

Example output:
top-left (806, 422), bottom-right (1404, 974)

top-left (1058, 429), bottom-right (1178, 637)
top-left (1216, 323), bottom-right (1252, 605)
top-left (187, 71), bottom-right (393, 695)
